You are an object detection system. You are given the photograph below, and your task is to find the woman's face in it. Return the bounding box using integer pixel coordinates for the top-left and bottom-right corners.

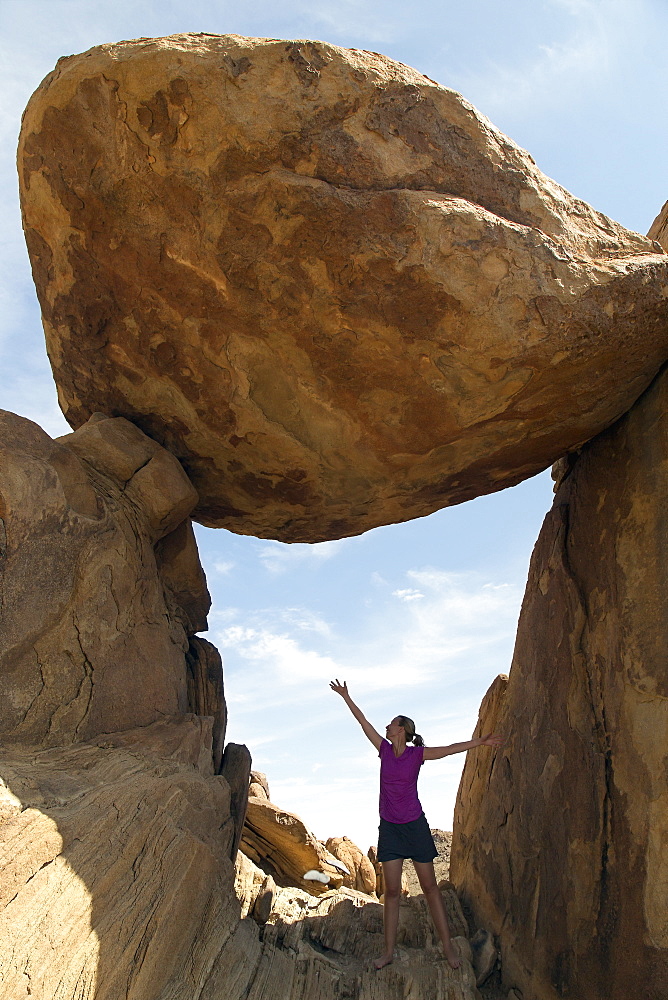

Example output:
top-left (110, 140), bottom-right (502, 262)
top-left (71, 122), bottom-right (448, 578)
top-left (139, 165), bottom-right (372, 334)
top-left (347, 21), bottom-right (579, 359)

top-left (385, 717), bottom-right (404, 739)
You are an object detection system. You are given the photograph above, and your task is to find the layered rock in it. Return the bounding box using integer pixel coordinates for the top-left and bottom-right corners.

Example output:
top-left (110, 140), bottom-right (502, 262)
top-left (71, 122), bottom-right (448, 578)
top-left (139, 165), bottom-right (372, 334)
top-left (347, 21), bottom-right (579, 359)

top-left (451, 365), bottom-right (668, 1000)
top-left (241, 796), bottom-right (348, 894)
top-left (235, 848), bottom-right (481, 1000)
top-left (18, 34), bottom-right (668, 541)
top-left (0, 717), bottom-right (239, 999)
top-left (0, 410), bottom-right (216, 747)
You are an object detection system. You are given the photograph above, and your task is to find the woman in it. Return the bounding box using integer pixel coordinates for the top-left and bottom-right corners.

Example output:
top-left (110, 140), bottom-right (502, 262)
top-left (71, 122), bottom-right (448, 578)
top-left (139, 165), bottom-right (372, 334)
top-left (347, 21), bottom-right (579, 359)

top-left (329, 678), bottom-right (505, 971)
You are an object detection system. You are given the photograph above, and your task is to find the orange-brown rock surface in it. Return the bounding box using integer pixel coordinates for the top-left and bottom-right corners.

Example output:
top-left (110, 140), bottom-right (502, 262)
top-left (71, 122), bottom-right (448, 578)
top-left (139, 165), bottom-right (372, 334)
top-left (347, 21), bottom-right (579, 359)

top-left (325, 835), bottom-right (377, 894)
top-left (18, 34), bottom-right (668, 541)
top-left (235, 848), bottom-right (481, 999)
top-left (241, 795), bottom-right (348, 895)
top-left (451, 364), bottom-right (668, 1000)
top-left (0, 716), bottom-right (241, 1000)
top-left (649, 199), bottom-right (668, 250)
top-left (0, 410), bottom-right (212, 745)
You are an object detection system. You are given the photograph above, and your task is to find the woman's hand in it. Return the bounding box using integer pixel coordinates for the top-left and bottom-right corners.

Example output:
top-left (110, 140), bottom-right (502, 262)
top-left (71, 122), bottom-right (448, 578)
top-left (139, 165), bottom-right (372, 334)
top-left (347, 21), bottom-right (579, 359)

top-left (480, 733), bottom-right (507, 748)
top-left (329, 679), bottom-right (349, 698)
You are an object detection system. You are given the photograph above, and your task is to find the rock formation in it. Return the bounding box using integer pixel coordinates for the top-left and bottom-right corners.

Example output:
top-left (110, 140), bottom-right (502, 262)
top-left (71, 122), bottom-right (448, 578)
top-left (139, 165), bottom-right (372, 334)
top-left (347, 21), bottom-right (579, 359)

top-left (18, 34), bottom-right (668, 541)
top-left (220, 742), bottom-right (252, 860)
top-left (325, 836), bottom-right (377, 894)
top-left (7, 27), bottom-right (668, 1000)
top-left (0, 405), bottom-right (487, 1000)
top-left (241, 795), bottom-right (349, 894)
top-left (235, 848), bottom-right (482, 999)
top-left (649, 199), bottom-right (668, 250)
top-left (0, 410), bottom-right (212, 747)
top-left (451, 364), bottom-right (668, 1000)
top-left (0, 716), bottom-right (241, 999)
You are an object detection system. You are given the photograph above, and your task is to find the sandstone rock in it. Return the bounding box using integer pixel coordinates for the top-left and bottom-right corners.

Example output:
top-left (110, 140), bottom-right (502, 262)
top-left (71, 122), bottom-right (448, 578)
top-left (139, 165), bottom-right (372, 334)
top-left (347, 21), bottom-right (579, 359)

top-left (185, 636), bottom-right (226, 772)
top-left (0, 410), bottom-right (210, 745)
top-left (57, 414), bottom-right (198, 542)
top-left (19, 35), bottom-right (668, 542)
top-left (1, 713), bottom-right (482, 1000)
top-left (155, 518), bottom-right (210, 633)
top-left (220, 742), bottom-right (252, 861)
top-left (648, 198), bottom-right (668, 250)
top-left (470, 928), bottom-right (498, 986)
top-left (249, 769), bottom-right (270, 799)
top-left (451, 365), bottom-right (668, 1000)
top-left (0, 717), bottom-right (240, 1000)
top-left (235, 849), bottom-right (482, 998)
top-left (241, 796), bottom-right (346, 894)
top-left (325, 835), bottom-right (377, 894)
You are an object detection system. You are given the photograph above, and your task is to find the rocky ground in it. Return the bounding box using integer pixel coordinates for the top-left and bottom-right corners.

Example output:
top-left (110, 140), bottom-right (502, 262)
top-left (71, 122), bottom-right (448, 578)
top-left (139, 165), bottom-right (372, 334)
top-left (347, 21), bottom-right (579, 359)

top-left (402, 830), bottom-right (506, 1000)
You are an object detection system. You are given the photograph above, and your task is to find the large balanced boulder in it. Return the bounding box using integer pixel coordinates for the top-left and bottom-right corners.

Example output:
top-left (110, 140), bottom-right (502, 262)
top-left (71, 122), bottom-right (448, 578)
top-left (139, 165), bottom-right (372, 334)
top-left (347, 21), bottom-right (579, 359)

top-left (18, 34), bottom-right (668, 541)
top-left (451, 364), bottom-right (668, 1000)
top-left (0, 409), bottom-right (215, 746)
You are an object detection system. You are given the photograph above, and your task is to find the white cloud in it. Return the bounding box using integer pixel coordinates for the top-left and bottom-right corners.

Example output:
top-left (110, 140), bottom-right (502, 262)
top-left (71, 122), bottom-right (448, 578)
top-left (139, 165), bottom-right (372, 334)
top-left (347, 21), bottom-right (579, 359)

top-left (392, 588), bottom-right (424, 601)
top-left (213, 560), bottom-right (235, 575)
top-left (257, 538), bottom-right (346, 574)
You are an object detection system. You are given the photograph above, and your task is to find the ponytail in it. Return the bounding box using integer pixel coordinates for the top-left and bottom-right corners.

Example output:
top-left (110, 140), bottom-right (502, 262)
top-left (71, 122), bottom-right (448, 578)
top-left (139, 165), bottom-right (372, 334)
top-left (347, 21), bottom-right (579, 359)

top-left (398, 715), bottom-right (424, 747)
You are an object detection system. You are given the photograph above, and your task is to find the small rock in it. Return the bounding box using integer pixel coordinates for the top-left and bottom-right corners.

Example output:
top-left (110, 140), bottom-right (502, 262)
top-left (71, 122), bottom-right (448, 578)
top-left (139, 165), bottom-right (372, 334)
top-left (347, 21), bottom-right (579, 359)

top-left (469, 928), bottom-right (497, 986)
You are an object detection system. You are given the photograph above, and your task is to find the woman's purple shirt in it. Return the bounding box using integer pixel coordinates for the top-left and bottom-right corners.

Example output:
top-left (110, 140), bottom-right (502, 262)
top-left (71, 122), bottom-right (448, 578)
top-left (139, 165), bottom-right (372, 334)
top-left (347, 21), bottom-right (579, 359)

top-left (378, 739), bottom-right (425, 823)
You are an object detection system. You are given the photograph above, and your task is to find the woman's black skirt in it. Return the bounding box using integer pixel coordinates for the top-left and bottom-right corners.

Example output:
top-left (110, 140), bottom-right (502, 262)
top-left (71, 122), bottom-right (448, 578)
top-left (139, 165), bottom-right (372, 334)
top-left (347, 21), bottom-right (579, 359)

top-left (377, 812), bottom-right (438, 863)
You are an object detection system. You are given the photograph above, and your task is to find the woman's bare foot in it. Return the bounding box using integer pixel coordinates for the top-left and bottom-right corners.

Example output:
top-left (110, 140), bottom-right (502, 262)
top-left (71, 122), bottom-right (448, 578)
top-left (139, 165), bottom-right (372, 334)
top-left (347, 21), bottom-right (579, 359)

top-left (445, 943), bottom-right (461, 970)
top-left (373, 952), bottom-right (394, 970)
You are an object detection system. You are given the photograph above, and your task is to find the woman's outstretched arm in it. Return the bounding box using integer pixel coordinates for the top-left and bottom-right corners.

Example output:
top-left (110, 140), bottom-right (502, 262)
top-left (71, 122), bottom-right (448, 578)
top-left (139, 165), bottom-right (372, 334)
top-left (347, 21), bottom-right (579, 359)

top-left (423, 734), bottom-right (506, 760)
top-left (329, 679), bottom-right (383, 750)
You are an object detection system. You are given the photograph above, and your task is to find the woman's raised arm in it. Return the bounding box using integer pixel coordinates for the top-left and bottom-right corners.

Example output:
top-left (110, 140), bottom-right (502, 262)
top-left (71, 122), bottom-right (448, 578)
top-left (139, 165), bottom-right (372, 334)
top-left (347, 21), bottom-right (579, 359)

top-left (423, 733), bottom-right (506, 760)
top-left (329, 679), bottom-right (383, 751)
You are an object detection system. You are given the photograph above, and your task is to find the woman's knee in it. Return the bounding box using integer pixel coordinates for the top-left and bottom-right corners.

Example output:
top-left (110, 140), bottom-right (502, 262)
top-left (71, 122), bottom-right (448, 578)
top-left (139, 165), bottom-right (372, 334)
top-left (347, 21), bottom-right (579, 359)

top-left (384, 882), bottom-right (402, 900)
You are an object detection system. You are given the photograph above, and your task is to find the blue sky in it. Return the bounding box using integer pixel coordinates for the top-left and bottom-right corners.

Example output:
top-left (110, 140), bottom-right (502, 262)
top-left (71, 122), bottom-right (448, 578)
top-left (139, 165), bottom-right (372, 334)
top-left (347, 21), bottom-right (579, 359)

top-left (1, 0), bottom-right (666, 851)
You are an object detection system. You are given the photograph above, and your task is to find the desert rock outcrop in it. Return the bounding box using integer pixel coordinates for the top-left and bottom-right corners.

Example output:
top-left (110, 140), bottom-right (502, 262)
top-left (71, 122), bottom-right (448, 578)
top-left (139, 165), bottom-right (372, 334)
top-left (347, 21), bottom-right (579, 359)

top-left (235, 848), bottom-right (481, 999)
top-left (649, 199), bottom-right (668, 251)
top-left (0, 410), bottom-right (213, 746)
top-left (0, 716), bottom-right (237, 999)
top-left (18, 34), bottom-right (668, 541)
top-left (451, 364), bottom-right (668, 1000)
top-left (325, 836), bottom-right (377, 894)
top-left (241, 795), bottom-right (348, 894)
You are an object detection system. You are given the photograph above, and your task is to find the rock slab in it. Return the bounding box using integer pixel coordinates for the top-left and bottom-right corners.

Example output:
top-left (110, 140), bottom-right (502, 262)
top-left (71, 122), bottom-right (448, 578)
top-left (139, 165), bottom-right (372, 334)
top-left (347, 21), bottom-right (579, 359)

top-left (451, 365), bottom-right (668, 1000)
top-left (19, 33), bottom-right (668, 541)
top-left (0, 410), bottom-right (215, 746)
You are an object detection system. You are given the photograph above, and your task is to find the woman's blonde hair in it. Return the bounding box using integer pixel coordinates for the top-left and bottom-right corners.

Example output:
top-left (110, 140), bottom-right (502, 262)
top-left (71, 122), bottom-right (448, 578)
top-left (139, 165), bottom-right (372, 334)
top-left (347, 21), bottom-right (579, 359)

top-left (398, 715), bottom-right (424, 747)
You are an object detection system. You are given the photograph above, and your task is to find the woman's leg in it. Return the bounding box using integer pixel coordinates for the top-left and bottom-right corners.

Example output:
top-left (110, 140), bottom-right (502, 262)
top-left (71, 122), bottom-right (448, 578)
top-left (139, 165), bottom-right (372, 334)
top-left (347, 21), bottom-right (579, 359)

top-left (373, 858), bottom-right (404, 969)
top-left (412, 860), bottom-right (461, 969)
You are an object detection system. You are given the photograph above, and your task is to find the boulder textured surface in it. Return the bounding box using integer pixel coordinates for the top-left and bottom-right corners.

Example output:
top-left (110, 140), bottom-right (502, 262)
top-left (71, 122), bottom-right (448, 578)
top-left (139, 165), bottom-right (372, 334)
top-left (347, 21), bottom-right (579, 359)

top-left (235, 848), bottom-right (481, 1000)
top-left (649, 199), bottom-right (668, 251)
top-left (0, 717), bottom-right (237, 1000)
top-left (241, 796), bottom-right (348, 894)
top-left (325, 835), bottom-right (377, 895)
top-left (451, 365), bottom-right (668, 1000)
top-left (19, 34), bottom-right (668, 541)
top-left (0, 410), bottom-right (213, 746)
